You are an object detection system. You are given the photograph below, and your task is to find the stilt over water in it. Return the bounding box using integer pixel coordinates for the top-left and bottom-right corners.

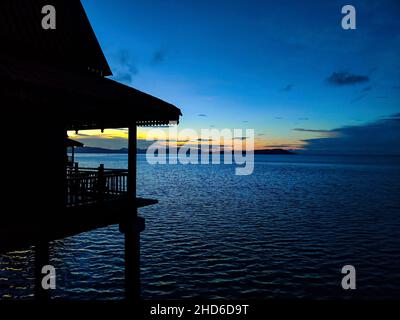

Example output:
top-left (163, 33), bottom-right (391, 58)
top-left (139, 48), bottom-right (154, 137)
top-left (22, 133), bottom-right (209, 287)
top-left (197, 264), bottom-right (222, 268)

top-left (120, 215), bottom-right (145, 301)
top-left (0, 0), bottom-right (181, 300)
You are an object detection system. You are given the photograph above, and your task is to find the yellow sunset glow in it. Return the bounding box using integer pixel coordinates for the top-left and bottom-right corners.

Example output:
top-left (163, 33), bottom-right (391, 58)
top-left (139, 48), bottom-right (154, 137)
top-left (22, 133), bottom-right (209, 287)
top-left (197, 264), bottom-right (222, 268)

top-left (67, 128), bottom-right (306, 150)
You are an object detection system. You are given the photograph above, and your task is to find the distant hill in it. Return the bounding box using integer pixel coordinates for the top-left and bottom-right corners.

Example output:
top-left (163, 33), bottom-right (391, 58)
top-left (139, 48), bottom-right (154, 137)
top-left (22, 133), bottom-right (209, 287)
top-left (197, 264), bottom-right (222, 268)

top-left (75, 147), bottom-right (129, 154)
top-left (75, 147), bottom-right (295, 155)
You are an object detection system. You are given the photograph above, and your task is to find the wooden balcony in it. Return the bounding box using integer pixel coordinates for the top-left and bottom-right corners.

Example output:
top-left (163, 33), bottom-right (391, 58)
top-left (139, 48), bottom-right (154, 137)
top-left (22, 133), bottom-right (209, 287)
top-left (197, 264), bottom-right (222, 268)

top-left (66, 164), bottom-right (128, 207)
top-left (1, 165), bottom-right (156, 254)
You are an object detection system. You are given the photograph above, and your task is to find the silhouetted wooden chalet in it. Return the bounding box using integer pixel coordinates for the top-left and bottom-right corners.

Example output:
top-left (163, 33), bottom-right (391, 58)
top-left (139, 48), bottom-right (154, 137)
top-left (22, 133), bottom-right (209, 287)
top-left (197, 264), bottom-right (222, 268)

top-left (0, 0), bottom-right (181, 297)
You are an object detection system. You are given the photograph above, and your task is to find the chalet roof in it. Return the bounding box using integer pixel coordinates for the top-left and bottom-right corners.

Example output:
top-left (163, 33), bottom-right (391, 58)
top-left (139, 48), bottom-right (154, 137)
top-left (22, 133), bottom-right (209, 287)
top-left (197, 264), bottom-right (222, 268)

top-left (0, 0), bottom-right (112, 76)
top-left (0, 56), bottom-right (182, 129)
top-left (0, 1), bottom-right (182, 129)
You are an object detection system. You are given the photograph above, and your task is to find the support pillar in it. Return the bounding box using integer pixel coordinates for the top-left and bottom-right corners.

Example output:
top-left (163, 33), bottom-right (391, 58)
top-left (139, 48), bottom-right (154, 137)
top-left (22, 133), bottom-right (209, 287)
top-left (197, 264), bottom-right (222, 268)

top-left (127, 125), bottom-right (137, 205)
top-left (122, 124), bottom-right (142, 302)
top-left (122, 215), bottom-right (143, 301)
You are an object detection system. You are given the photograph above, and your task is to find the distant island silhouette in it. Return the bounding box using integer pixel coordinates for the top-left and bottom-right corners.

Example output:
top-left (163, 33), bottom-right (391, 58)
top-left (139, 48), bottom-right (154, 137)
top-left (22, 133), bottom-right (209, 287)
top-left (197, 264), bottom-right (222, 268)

top-left (254, 149), bottom-right (296, 155)
top-left (74, 147), bottom-right (296, 155)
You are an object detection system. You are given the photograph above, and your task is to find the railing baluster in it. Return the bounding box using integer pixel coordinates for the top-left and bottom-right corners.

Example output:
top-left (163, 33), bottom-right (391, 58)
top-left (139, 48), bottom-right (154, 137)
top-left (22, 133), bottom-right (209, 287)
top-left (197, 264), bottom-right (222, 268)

top-left (66, 167), bottom-right (128, 207)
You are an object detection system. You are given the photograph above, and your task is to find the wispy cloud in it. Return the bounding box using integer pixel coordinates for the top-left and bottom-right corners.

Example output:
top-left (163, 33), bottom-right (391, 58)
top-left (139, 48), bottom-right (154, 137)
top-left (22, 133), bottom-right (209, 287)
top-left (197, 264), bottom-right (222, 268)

top-left (382, 113), bottom-right (400, 121)
top-left (325, 72), bottom-right (370, 86)
top-left (157, 139), bottom-right (191, 143)
top-left (198, 114), bottom-right (208, 117)
top-left (196, 138), bottom-right (214, 142)
top-left (264, 143), bottom-right (304, 149)
top-left (117, 49), bottom-right (138, 74)
top-left (115, 72), bottom-right (133, 83)
top-left (351, 93), bottom-right (368, 104)
top-left (281, 84), bottom-right (293, 92)
top-left (362, 86), bottom-right (372, 92)
top-left (73, 137), bottom-right (128, 149)
top-left (151, 49), bottom-right (167, 65)
top-left (293, 128), bottom-right (334, 133)
top-left (112, 49), bottom-right (139, 84)
top-left (351, 86), bottom-right (373, 104)
top-left (302, 113), bottom-right (400, 155)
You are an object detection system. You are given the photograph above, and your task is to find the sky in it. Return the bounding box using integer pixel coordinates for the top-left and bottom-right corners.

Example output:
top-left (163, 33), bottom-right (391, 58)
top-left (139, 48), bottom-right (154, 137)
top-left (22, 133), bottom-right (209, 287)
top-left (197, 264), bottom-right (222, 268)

top-left (70, 0), bottom-right (400, 154)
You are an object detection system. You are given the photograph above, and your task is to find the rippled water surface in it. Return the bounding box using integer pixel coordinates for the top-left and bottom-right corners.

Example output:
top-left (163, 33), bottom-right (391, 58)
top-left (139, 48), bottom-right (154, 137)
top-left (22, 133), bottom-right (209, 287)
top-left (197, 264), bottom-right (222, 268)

top-left (1, 154), bottom-right (400, 300)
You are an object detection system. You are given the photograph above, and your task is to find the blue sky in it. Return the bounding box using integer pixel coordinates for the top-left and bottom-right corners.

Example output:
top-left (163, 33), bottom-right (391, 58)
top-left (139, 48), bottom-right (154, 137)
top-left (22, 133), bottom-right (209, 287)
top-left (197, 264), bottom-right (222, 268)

top-left (76, 0), bottom-right (400, 153)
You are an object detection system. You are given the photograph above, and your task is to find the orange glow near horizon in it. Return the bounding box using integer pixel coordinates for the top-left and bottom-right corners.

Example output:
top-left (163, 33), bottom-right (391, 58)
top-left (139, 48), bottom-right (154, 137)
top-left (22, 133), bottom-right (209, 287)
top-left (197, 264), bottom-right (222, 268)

top-left (67, 128), bottom-right (309, 151)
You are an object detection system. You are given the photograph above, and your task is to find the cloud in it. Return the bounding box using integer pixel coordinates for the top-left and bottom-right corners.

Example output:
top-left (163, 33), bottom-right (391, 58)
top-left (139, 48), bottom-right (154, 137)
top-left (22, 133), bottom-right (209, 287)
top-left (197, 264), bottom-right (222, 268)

top-left (351, 93), bottom-right (368, 104)
top-left (325, 72), bottom-right (370, 86)
top-left (74, 133), bottom-right (90, 137)
top-left (113, 49), bottom-right (139, 84)
top-left (298, 117), bottom-right (309, 121)
top-left (293, 128), bottom-right (334, 133)
top-left (264, 144), bottom-right (303, 149)
top-left (151, 49), bottom-right (167, 65)
top-left (198, 114), bottom-right (208, 117)
top-left (196, 138), bottom-right (214, 142)
top-left (362, 86), bottom-right (372, 92)
top-left (351, 86), bottom-right (373, 104)
top-left (114, 72), bottom-right (133, 83)
top-left (117, 49), bottom-right (139, 74)
top-left (158, 139), bottom-right (191, 143)
top-left (281, 84), bottom-right (293, 92)
top-left (302, 113), bottom-right (400, 155)
top-left (382, 113), bottom-right (400, 121)
top-left (75, 137), bottom-right (128, 149)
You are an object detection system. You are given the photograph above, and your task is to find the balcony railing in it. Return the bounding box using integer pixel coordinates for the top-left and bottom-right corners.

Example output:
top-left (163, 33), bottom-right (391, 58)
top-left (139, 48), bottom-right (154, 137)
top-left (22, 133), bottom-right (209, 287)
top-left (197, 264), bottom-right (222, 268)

top-left (66, 165), bottom-right (128, 207)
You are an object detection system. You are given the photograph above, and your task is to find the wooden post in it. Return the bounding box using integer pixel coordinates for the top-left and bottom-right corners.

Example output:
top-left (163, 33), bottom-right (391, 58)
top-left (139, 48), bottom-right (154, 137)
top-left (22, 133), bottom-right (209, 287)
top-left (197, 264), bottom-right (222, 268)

top-left (74, 162), bottom-right (79, 173)
top-left (124, 217), bottom-right (141, 301)
top-left (123, 125), bottom-right (141, 301)
top-left (34, 241), bottom-right (50, 300)
top-left (71, 146), bottom-right (75, 164)
top-left (127, 126), bottom-right (137, 204)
